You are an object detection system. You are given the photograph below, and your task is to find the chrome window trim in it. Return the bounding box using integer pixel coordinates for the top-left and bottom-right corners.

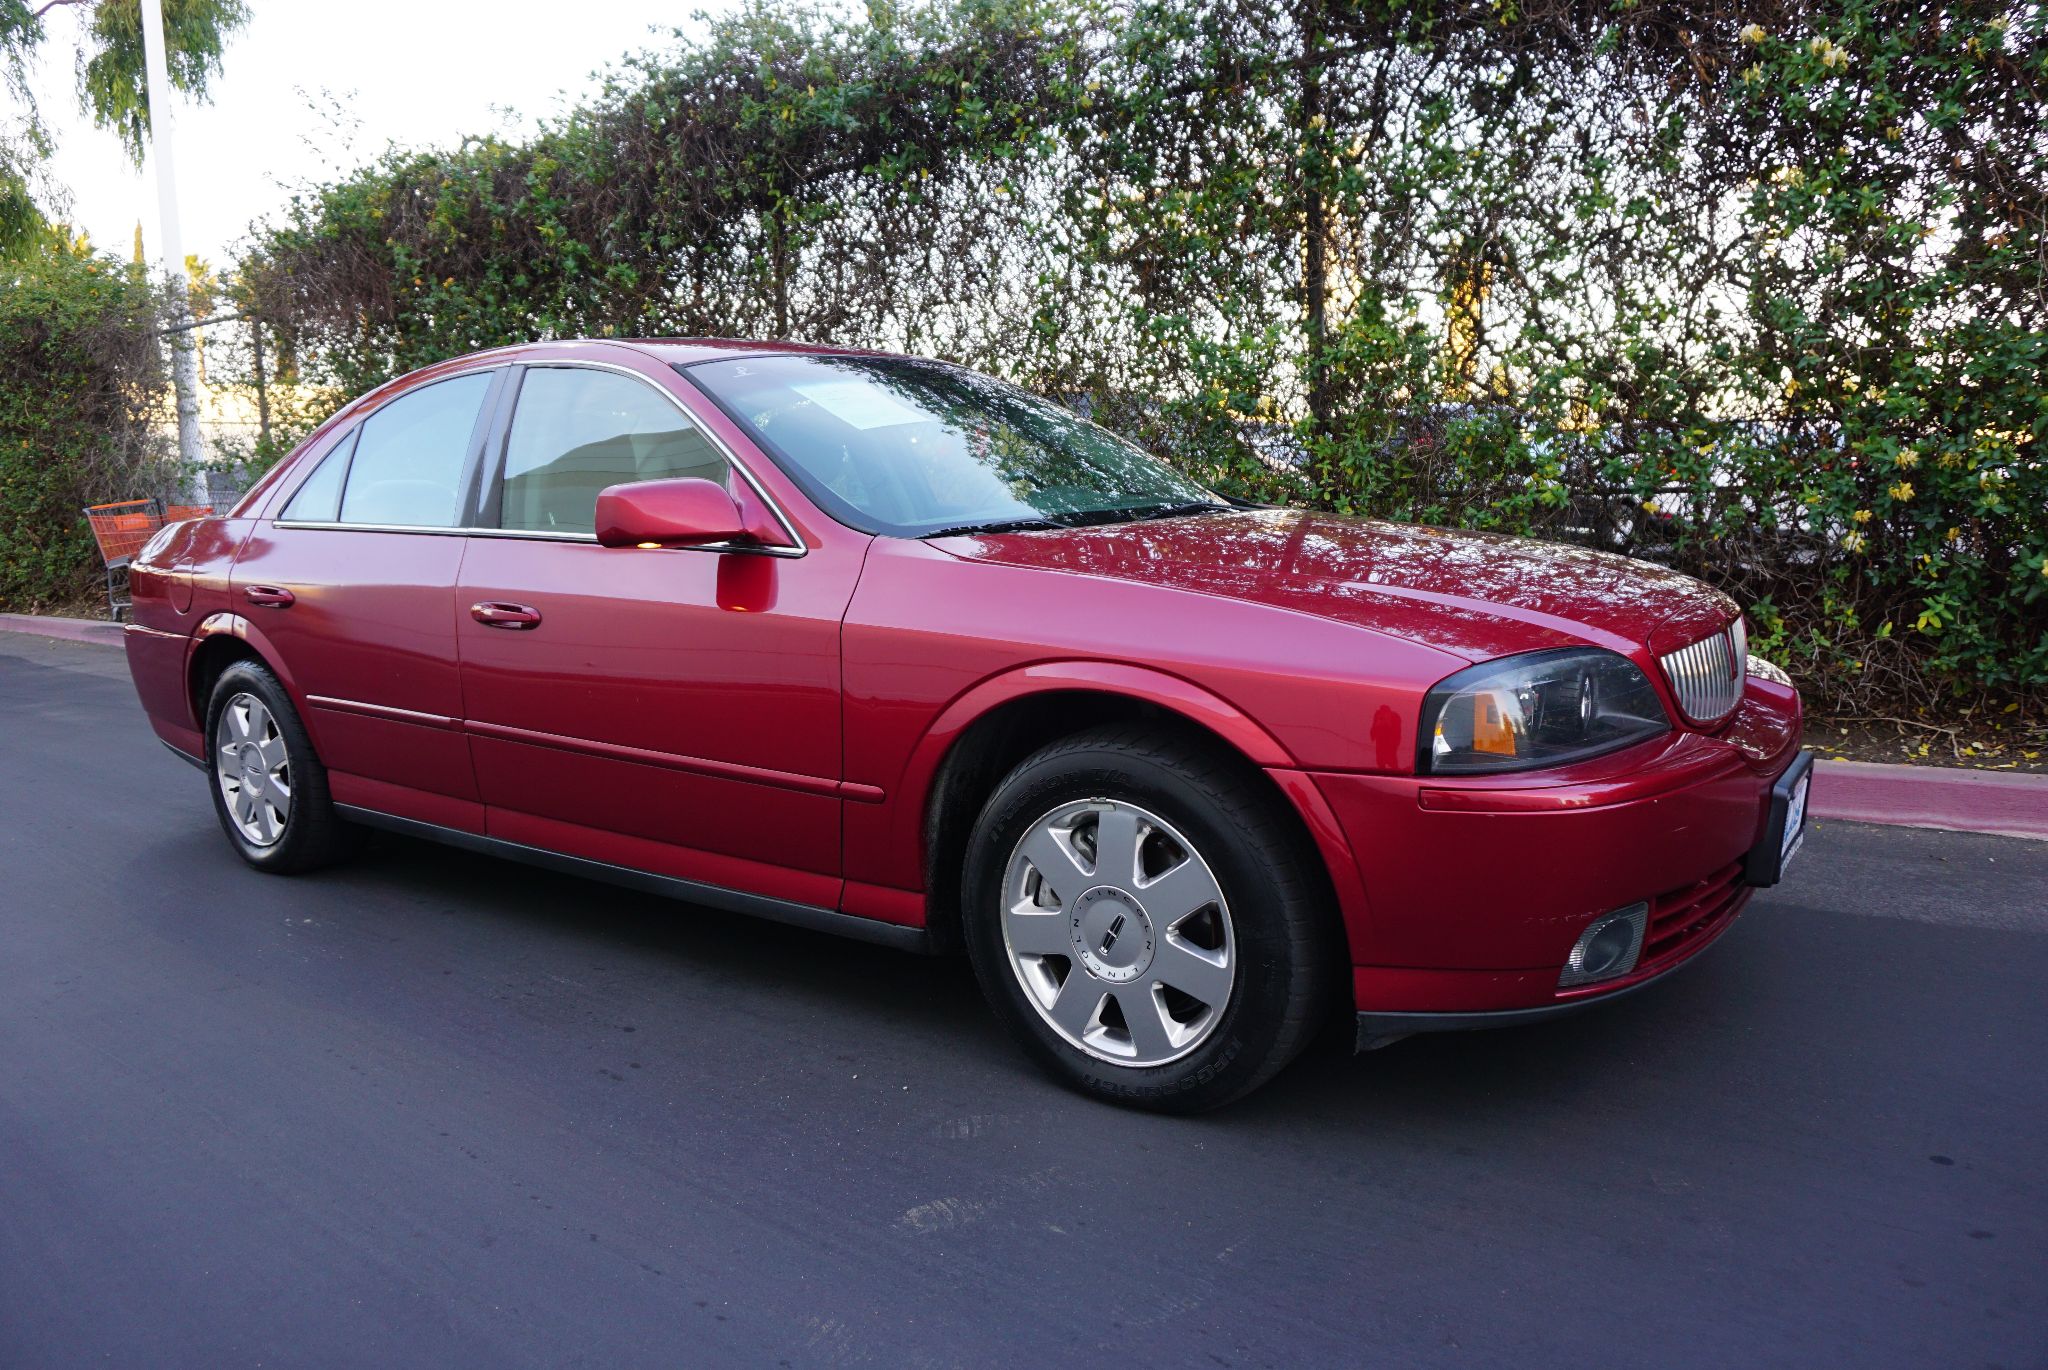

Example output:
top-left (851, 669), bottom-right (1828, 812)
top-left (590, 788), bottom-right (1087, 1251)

top-left (272, 521), bottom-right (485, 537)
top-left (265, 358), bottom-right (808, 560)
top-left (265, 520), bottom-right (792, 558)
top-left (497, 358), bottom-right (808, 558)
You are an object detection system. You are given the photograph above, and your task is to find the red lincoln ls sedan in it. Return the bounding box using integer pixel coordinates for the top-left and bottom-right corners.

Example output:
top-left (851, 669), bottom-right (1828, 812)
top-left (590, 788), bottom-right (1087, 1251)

top-left (123, 339), bottom-right (1810, 1110)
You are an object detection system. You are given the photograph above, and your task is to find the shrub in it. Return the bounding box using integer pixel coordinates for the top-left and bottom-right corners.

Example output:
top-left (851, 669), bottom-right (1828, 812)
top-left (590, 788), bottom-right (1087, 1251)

top-left (0, 243), bottom-right (173, 611)
top-left (230, 0), bottom-right (2045, 712)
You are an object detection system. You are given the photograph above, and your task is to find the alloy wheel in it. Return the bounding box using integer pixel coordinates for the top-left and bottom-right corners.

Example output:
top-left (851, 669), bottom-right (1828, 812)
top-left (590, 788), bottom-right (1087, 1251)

top-left (215, 691), bottom-right (292, 847)
top-left (1000, 798), bottom-right (1235, 1067)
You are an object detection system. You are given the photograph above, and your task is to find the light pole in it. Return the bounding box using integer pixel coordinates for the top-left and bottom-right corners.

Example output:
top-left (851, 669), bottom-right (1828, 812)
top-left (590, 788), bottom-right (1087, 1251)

top-left (139, 0), bottom-right (204, 469)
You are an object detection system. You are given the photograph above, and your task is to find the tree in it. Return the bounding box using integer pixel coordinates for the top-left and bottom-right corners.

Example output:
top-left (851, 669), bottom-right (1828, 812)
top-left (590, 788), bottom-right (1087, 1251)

top-left (0, 0), bottom-right (249, 256)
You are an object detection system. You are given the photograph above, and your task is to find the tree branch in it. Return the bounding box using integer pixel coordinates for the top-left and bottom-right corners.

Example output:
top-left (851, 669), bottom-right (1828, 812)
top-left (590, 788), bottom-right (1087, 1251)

top-left (31, 0), bottom-right (94, 19)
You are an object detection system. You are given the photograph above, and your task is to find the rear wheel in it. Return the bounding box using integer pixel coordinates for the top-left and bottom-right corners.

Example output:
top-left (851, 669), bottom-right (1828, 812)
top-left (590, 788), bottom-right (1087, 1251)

top-left (205, 660), bottom-right (355, 873)
top-left (961, 725), bottom-right (1336, 1111)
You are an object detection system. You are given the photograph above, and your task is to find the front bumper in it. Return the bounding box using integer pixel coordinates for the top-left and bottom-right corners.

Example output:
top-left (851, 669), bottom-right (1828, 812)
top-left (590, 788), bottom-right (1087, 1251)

top-left (1354, 943), bottom-right (1718, 1050)
top-left (1313, 673), bottom-right (1804, 1024)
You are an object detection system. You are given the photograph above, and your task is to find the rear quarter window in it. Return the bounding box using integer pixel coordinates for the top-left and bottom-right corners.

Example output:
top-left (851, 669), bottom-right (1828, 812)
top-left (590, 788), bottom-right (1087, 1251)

top-left (279, 430), bottom-right (356, 522)
top-left (336, 372), bottom-right (495, 528)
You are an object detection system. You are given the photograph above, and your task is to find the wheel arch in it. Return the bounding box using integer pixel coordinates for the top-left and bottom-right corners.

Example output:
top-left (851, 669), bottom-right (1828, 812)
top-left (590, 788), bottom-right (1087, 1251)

top-left (905, 663), bottom-right (1348, 961)
top-left (186, 614), bottom-right (306, 736)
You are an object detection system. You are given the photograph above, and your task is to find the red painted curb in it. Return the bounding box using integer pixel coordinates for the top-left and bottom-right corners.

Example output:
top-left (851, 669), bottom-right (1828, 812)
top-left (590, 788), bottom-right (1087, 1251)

top-left (0, 613), bottom-right (124, 647)
top-left (1812, 757), bottom-right (2048, 842)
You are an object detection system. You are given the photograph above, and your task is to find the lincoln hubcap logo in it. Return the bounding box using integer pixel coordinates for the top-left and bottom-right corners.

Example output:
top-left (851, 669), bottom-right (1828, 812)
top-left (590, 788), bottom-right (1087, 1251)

top-left (1071, 886), bottom-right (1154, 984)
top-left (1099, 913), bottom-right (1126, 955)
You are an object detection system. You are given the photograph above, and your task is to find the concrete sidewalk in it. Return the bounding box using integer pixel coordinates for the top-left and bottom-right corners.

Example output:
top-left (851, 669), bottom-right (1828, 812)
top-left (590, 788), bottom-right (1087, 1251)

top-left (0, 612), bottom-right (124, 646)
top-left (4, 610), bottom-right (2042, 839)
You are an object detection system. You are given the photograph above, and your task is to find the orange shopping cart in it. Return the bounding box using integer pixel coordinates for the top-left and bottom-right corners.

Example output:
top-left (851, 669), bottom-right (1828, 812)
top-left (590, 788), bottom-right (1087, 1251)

top-left (81, 499), bottom-right (165, 622)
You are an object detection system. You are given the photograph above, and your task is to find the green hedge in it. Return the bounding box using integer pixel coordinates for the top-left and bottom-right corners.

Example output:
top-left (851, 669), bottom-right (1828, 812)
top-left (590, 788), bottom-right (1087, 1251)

top-left (0, 245), bottom-right (171, 612)
top-left (227, 0), bottom-right (2044, 711)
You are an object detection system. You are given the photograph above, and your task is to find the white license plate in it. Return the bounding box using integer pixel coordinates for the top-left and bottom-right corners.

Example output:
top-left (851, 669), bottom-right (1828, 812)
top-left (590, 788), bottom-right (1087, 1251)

top-left (1780, 771), bottom-right (1811, 866)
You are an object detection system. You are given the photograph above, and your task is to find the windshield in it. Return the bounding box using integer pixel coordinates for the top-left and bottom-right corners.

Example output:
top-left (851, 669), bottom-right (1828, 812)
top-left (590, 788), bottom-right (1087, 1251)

top-left (679, 354), bottom-right (1220, 537)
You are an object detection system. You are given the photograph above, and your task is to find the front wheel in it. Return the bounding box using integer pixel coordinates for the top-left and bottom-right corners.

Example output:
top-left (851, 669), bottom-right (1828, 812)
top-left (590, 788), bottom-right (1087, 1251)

top-left (205, 660), bottom-right (356, 874)
top-left (961, 725), bottom-right (1337, 1111)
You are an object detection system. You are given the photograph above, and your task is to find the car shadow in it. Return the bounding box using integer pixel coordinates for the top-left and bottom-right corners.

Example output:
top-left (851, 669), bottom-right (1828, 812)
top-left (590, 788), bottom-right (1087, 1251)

top-left (135, 814), bottom-right (1769, 1131)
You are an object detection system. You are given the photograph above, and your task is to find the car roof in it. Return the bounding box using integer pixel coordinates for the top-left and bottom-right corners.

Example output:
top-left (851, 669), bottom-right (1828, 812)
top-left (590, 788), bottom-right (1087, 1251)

top-left (562, 337), bottom-right (907, 366)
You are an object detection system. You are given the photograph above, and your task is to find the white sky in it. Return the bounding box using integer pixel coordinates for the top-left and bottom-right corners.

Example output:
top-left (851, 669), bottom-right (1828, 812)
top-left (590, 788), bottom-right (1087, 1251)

top-left (24, 0), bottom-right (736, 265)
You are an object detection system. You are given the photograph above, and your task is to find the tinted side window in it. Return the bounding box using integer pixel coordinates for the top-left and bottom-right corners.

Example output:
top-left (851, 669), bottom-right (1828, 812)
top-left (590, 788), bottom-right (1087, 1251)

top-left (280, 430), bottom-right (356, 522)
top-left (497, 368), bottom-right (729, 534)
top-left (337, 372), bottom-right (494, 528)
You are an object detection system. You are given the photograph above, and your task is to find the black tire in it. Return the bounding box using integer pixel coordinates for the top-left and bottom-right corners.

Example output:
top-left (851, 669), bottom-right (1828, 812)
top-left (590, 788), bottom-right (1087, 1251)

top-left (204, 660), bottom-right (357, 874)
top-left (961, 724), bottom-right (1338, 1112)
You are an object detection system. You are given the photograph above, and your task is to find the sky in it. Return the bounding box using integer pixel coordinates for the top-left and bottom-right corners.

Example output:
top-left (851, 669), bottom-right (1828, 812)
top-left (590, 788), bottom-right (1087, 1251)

top-left (24, 1), bottom-right (736, 266)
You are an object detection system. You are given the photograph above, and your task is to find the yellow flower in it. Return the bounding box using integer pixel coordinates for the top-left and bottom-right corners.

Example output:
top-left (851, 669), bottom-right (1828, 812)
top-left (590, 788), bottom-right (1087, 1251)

top-left (1851, 508), bottom-right (1873, 524)
top-left (1889, 480), bottom-right (1914, 501)
top-left (1841, 531), bottom-right (1867, 553)
top-left (1739, 22), bottom-right (1766, 44)
top-left (1742, 64), bottom-right (1763, 84)
top-left (1894, 449), bottom-right (1920, 469)
top-left (1946, 526), bottom-right (1962, 542)
top-left (1810, 37), bottom-right (1850, 69)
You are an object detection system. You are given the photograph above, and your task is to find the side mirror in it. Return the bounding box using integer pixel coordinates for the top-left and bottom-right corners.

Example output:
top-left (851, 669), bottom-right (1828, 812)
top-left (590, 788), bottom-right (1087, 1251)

top-left (594, 478), bottom-right (753, 549)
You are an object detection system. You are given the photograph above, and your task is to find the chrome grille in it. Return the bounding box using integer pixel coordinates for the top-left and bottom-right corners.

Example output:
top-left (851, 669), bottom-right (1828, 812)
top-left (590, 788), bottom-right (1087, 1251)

top-left (1659, 620), bottom-right (1746, 723)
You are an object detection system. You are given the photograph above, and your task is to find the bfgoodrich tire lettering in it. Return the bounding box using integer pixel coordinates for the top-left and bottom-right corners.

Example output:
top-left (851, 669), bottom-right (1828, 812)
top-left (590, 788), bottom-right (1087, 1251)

top-left (961, 724), bottom-right (1337, 1111)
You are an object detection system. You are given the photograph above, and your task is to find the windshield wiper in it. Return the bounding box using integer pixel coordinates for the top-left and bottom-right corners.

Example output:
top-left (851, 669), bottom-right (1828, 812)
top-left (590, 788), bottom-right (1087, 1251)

top-left (920, 516), bottom-right (1068, 539)
top-left (1107, 500), bottom-right (1236, 523)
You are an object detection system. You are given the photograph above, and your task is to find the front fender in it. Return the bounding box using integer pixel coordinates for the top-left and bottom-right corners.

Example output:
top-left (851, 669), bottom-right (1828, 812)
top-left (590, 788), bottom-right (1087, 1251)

top-left (868, 659), bottom-right (1299, 897)
top-left (923, 659), bottom-right (1297, 771)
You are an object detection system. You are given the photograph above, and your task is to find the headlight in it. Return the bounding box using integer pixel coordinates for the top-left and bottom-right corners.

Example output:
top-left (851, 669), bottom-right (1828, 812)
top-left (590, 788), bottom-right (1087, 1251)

top-left (1420, 649), bottom-right (1669, 775)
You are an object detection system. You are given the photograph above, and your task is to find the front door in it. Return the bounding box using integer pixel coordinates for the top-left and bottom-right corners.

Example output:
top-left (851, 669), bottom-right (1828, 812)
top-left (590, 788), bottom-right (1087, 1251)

top-left (232, 367), bottom-right (503, 828)
top-left (455, 362), bottom-right (865, 909)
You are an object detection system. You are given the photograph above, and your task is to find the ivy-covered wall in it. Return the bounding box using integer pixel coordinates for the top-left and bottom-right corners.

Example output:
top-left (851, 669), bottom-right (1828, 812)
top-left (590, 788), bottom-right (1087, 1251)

top-left (214, 0), bottom-right (2045, 711)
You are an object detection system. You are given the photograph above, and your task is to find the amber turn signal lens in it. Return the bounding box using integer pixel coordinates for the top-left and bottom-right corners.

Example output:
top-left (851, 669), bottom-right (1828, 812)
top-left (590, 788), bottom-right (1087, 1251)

top-left (1469, 693), bottom-right (1518, 756)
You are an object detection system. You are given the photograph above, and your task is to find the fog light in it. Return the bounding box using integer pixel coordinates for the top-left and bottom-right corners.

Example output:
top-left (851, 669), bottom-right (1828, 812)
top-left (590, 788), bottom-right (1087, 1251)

top-left (1558, 902), bottom-right (1649, 988)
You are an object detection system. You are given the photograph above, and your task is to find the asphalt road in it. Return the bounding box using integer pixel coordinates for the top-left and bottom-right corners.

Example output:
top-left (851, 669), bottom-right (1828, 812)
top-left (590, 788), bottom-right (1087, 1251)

top-left (2, 631), bottom-right (2043, 1369)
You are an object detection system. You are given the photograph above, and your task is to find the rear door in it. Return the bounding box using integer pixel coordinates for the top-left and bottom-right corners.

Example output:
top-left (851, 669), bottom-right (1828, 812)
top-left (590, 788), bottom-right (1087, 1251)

top-left (234, 367), bottom-right (505, 828)
top-left (455, 361), bottom-right (866, 909)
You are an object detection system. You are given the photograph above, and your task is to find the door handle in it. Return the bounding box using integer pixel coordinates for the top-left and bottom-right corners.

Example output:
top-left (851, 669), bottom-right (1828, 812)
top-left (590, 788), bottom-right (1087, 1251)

top-left (244, 585), bottom-right (295, 608)
top-left (470, 601), bottom-right (542, 629)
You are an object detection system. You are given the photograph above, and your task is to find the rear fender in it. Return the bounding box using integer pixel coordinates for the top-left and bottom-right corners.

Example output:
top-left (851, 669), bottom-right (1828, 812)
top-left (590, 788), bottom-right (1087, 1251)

top-left (188, 613), bottom-right (321, 748)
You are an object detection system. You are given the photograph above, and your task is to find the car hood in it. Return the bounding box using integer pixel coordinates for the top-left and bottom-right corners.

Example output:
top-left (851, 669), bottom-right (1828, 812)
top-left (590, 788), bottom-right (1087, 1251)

top-left (931, 508), bottom-right (1737, 663)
